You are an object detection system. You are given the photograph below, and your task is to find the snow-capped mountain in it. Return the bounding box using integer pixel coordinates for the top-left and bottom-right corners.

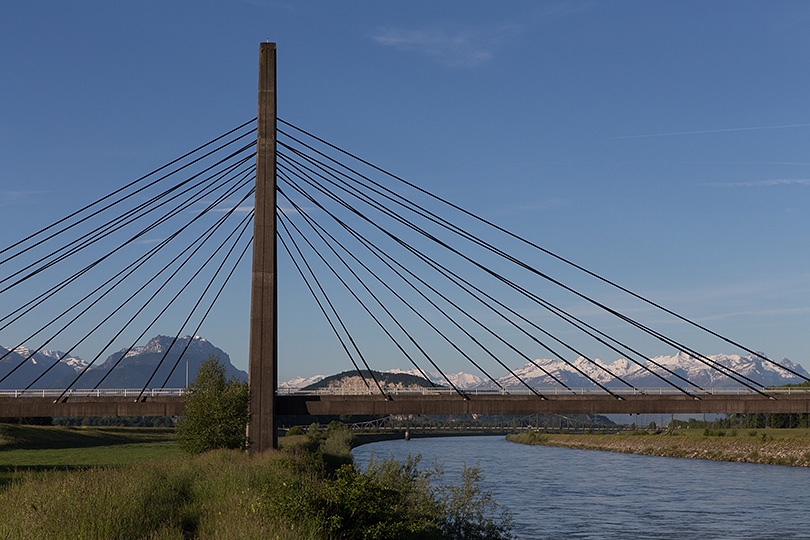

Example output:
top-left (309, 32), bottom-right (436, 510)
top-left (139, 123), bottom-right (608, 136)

top-left (1, 336), bottom-right (246, 390)
top-left (0, 346), bottom-right (87, 389)
top-left (484, 352), bottom-right (809, 390)
top-left (279, 369), bottom-right (485, 390)
top-left (11, 347), bottom-right (87, 372)
top-left (279, 374), bottom-right (327, 390)
top-left (386, 368), bottom-right (484, 389)
top-left (281, 353), bottom-right (808, 391)
top-left (77, 335), bottom-right (247, 389)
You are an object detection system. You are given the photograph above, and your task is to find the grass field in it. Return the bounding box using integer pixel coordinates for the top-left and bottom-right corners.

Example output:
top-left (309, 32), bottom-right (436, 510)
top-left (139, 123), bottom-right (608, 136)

top-left (0, 423), bottom-right (512, 539)
top-left (0, 424), bottom-right (180, 489)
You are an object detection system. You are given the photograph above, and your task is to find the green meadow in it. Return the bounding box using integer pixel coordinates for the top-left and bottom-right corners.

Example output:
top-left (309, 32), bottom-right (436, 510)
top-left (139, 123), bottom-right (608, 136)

top-left (0, 423), bottom-right (511, 539)
top-left (0, 424), bottom-right (180, 489)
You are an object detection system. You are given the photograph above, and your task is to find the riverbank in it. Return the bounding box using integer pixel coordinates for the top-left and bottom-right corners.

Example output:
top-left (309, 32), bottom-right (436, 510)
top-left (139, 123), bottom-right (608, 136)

top-left (506, 428), bottom-right (810, 466)
top-left (350, 428), bottom-right (520, 448)
top-left (1, 424), bottom-right (512, 538)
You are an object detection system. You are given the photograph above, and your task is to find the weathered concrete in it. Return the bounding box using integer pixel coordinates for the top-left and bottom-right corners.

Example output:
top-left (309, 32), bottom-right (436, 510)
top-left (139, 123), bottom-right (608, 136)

top-left (4, 392), bottom-right (810, 420)
top-left (276, 393), bottom-right (810, 416)
top-left (248, 41), bottom-right (278, 452)
top-left (0, 396), bottom-right (185, 418)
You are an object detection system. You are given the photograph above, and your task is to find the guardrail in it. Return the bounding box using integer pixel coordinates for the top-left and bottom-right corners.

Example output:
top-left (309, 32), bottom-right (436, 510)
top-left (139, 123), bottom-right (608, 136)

top-left (277, 386), bottom-right (810, 396)
top-left (0, 388), bottom-right (186, 398)
top-left (3, 386), bottom-right (808, 398)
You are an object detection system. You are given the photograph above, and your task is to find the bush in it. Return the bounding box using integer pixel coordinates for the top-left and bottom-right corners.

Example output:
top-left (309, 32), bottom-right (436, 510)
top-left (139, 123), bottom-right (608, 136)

top-left (0, 442), bottom-right (513, 539)
top-left (431, 460), bottom-right (513, 539)
top-left (176, 356), bottom-right (250, 454)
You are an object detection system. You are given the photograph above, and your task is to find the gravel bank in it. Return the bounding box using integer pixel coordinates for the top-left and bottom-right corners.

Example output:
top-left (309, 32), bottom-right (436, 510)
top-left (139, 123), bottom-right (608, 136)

top-left (506, 430), bottom-right (810, 467)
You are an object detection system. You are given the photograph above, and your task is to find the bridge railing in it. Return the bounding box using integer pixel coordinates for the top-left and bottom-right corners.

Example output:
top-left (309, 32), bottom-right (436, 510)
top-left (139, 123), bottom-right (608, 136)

top-left (4, 386), bottom-right (808, 398)
top-left (0, 388), bottom-right (186, 398)
top-left (277, 386), bottom-right (810, 396)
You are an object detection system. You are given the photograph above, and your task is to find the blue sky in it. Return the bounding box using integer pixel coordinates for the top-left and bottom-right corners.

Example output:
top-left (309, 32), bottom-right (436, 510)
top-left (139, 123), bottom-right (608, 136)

top-left (2, 2), bottom-right (810, 382)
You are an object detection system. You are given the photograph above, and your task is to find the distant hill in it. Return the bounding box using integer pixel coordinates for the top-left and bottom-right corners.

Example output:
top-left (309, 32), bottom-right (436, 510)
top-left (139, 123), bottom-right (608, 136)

top-left (303, 370), bottom-right (437, 392)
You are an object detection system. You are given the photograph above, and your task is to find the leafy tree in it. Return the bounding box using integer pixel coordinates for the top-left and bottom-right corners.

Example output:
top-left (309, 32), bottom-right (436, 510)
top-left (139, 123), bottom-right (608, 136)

top-left (176, 356), bottom-right (250, 453)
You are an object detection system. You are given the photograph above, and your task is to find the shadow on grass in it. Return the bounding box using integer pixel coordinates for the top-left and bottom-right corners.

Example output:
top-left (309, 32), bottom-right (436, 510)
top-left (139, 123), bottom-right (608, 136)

top-left (1, 424), bottom-right (174, 451)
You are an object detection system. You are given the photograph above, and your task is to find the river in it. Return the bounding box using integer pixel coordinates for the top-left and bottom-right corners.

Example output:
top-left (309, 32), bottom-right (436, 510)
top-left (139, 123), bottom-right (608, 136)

top-left (353, 435), bottom-right (810, 539)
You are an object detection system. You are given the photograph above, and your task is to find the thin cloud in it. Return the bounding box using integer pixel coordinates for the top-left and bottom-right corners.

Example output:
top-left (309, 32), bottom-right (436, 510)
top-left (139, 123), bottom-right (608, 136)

top-left (372, 23), bottom-right (520, 68)
top-left (614, 122), bottom-right (810, 140)
top-left (0, 190), bottom-right (48, 208)
top-left (3, 190), bottom-right (47, 201)
top-left (702, 179), bottom-right (810, 188)
top-left (371, 4), bottom-right (581, 68)
top-left (695, 306), bottom-right (810, 323)
top-left (212, 205), bottom-right (254, 213)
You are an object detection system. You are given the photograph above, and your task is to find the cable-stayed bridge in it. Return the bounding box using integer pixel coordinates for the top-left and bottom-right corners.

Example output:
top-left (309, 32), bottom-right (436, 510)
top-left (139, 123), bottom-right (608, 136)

top-left (2, 43), bottom-right (810, 451)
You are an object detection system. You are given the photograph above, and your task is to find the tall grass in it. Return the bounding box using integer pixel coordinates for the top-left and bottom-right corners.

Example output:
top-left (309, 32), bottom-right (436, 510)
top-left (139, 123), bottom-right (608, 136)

top-left (0, 426), bottom-right (512, 539)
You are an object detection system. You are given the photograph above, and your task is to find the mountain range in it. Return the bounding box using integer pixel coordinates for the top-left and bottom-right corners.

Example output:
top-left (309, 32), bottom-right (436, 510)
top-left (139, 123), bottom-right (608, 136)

top-left (0, 336), bottom-right (246, 390)
top-left (280, 353), bottom-right (810, 391)
top-left (3, 337), bottom-right (806, 393)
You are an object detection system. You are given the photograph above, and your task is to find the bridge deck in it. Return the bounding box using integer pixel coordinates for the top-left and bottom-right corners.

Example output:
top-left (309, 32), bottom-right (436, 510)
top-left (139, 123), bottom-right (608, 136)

top-left (0, 396), bottom-right (186, 417)
top-left (276, 393), bottom-right (810, 416)
top-left (4, 391), bottom-right (810, 418)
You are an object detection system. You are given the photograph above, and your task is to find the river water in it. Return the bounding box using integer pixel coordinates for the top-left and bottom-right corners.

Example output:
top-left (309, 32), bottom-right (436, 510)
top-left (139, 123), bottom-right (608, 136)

top-left (353, 435), bottom-right (810, 539)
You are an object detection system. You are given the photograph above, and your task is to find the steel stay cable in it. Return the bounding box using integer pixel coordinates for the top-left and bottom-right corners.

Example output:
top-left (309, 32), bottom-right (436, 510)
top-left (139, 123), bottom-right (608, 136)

top-left (278, 184), bottom-right (463, 395)
top-left (11, 176), bottom-right (256, 390)
top-left (279, 179), bottom-right (529, 397)
top-left (0, 171), bottom-right (255, 385)
top-left (0, 160), bottom-right (253, 352)
top-left (278, 120), bottom-right (806, 384)
top-left (278, 190), bottom-right (438, 389)
top-left (507, 288), bottom-right (706, 396)
top-left (278, 150), bottom-right (739, 395)
top-left (53, 180), bottom-right (256, 397)
top-left (0, 146), bottom-right (255, 303)
top-left (277, 185), bottom-right (464, 396)
top-left (279, 145), bottom-right (657, 390)
top-left (0, 120), bottom-right (256, 268)
top-left (281, 163), bottom-right (622, 397)
top-left (283, 150), bottom-right (757, 397)
top-left (280, 157), bottom-right (650, 397)
top-left (277, 213), bottom-right (388, 398)
top-left (279, 183), bottom-right (509, 396)
top-left (277, 227), bottom-right (372, 392)
top-left (0, 157), bottom-right (255, 331)
top-left (0, 143), bottom-right (256, 294)
top-left (88, 186), bottom-right (256, 392)
top-left (24, 183), bottom-right (254, 393)
top-left (158, 231), bottom-right (254, 391)
top-left (288, 162), bottom-right (711, 398)
top-left (280, 177), bottom-right (579, 395)
top-left (138, 212), bottom-right (255, 400)
top-left (277, 153), bottom-right (632, 395)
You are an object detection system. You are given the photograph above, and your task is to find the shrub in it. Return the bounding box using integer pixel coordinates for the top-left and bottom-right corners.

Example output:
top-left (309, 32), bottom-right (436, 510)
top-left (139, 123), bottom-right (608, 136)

top-left (431, 459), bottom-right (513, 540)
top-left (176, 356), bottom-right (250, 454)
top-left (0, 444), bottom-right (513, 539)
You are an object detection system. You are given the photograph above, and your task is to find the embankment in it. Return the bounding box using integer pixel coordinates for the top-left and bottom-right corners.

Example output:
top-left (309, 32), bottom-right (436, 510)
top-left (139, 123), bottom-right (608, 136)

top-left (506, 429), bottom-right (810, 467)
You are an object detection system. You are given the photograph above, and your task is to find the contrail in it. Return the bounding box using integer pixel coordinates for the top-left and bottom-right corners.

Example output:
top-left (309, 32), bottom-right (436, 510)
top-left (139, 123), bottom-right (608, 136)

top-left (614, 122), bottom-right (810, 139)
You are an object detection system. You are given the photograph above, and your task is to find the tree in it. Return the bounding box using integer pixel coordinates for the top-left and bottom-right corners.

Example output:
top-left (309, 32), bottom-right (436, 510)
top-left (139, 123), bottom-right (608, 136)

top-left (176, 356), bottom-right (250, 453)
